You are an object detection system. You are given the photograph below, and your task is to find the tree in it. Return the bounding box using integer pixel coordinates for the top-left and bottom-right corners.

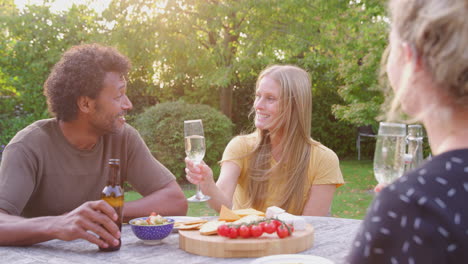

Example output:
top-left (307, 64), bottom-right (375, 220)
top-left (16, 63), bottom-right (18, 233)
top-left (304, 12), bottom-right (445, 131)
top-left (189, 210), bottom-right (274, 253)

top-left (330, 0), bottom-right (388, 128)
top-left (152, 0), bottom-right (260, 118)
top-left (0, 2), bottom-right (103, 145)
top-left (101, 0), bottom-right (164, 113)
top-left (143, 0), bottom-right (344, 119)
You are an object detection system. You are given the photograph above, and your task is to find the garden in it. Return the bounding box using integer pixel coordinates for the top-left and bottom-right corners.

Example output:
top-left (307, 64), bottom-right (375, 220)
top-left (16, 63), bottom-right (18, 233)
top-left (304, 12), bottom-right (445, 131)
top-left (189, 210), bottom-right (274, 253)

top-left (1, 0), bottom-right (390, 220)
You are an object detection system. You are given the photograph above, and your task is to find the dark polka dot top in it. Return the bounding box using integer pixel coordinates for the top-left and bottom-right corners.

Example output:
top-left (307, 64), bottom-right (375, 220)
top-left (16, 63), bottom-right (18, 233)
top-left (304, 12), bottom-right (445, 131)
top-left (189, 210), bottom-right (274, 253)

top-left (347, 149), bottom-right (468, 264)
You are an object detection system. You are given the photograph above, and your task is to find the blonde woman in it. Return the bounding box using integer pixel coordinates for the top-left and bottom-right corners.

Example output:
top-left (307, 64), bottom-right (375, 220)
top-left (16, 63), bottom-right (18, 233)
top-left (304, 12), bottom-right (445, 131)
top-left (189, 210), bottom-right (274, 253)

top-left (185, 65), bottom-right (344, 216)
top-left (348, 0), bottom-right (468, 262)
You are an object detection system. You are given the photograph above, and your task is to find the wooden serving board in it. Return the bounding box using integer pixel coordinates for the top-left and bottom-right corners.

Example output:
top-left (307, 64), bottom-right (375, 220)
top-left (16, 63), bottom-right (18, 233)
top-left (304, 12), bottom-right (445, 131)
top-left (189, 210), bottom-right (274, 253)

top-left (179, 224), bottom-right (314, 258)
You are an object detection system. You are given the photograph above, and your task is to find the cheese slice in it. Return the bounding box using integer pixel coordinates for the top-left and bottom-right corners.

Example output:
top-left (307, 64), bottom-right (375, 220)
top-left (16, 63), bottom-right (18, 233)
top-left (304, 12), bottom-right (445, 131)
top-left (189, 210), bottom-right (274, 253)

top-left (199, 220), bottom-right (226, 235)
top-left (232, 215), bottom-right (265, 225)
top-left (218, 205), bottom-right (241, 222)
top-left (232, 208), bottom-right (265, 217)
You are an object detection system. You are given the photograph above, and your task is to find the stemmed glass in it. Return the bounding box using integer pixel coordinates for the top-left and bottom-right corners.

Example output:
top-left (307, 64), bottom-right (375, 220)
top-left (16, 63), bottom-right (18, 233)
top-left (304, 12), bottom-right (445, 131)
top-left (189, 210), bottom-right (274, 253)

top-left (184, 119), bottom-right (211, 202)
top-left (406, 124), bottom-right (424, 171)
top-left (373, 122), bottom-right (407, 186)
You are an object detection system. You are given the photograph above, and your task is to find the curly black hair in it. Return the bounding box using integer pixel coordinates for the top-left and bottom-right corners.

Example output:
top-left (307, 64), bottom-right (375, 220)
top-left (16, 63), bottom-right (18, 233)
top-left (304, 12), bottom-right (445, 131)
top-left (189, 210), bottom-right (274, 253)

top-left (43, 43), bottom-right (131, 121)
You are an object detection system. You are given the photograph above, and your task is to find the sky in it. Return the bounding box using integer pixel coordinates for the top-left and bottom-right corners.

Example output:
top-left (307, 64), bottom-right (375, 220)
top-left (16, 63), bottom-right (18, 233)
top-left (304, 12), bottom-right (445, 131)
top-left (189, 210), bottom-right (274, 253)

top-left (14, 0), bottom-right (112, 13)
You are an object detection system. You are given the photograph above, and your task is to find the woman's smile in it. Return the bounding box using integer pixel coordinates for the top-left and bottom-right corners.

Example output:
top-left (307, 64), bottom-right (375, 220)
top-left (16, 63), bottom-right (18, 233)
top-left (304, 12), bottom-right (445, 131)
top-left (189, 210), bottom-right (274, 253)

top-left (254, 76), bottom-right (280, 131)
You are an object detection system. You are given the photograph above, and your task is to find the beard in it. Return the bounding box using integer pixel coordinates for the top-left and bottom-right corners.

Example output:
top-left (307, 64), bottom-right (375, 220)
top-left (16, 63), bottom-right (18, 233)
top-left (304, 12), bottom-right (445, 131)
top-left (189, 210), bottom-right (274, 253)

top-left (91, 105), bottom-right (125, 135)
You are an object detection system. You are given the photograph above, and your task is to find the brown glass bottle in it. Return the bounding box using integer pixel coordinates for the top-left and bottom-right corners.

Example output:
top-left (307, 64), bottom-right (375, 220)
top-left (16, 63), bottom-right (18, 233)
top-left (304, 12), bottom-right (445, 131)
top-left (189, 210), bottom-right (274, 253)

top-left (99, 158), bottom-right (124, 252)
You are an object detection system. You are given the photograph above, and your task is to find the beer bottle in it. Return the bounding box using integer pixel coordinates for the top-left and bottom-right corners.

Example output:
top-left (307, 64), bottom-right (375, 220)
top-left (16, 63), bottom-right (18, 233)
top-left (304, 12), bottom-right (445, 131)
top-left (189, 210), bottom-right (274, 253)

top-left (99, 158), bottom-right (124, 251)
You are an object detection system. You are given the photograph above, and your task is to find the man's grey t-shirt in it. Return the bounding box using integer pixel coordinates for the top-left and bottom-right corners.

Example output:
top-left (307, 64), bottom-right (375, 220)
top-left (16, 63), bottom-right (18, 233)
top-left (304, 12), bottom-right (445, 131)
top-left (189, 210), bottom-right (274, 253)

top-left (0, 118), bottom-right (175, 217)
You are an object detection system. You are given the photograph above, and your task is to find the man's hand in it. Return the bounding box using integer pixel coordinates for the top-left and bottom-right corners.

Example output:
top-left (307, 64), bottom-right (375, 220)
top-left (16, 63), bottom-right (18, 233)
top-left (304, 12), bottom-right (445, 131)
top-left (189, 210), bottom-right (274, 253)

top-left (50, 200), bottom-right (120, 249)
top-left (0, 200), bottom-right (121, 247)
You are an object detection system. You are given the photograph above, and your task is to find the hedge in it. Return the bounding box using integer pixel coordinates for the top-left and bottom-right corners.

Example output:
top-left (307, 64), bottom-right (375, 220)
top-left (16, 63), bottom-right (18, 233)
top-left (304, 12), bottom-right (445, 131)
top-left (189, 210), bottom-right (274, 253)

top-left (132, 101), bottom-right (234, 181)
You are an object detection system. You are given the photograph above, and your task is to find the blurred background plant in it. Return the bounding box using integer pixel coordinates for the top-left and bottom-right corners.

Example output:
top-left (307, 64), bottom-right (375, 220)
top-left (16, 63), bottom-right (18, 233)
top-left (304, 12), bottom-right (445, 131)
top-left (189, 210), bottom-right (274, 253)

top-left (0, 144), bottom-right (5, 162)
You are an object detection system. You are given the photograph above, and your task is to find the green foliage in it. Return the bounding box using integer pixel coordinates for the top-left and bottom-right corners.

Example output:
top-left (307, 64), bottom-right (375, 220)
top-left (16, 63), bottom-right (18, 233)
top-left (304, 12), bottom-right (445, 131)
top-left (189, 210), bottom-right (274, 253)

top-left (0, 2), bottom-right (104, 146)
top-left (132, 101), bottom-right (234, 181)
top-left (3, 4), bottom-right (102, 113)
top-left (101, 0), bottom-right (163, 114)
top-left (0, 110), bottom-right (40, 147)
top-left (310, 79), bottom-right (356, 158)
top-left (330, 0), bottom-right (388, 126)
top-left (292, 48), bottom-right (357, 158)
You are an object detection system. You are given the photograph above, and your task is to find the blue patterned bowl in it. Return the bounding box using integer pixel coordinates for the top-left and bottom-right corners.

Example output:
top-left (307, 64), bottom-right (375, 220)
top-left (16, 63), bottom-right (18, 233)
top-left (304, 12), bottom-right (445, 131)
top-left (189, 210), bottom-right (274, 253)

top-left (129, 217), bottom-right (175, 244)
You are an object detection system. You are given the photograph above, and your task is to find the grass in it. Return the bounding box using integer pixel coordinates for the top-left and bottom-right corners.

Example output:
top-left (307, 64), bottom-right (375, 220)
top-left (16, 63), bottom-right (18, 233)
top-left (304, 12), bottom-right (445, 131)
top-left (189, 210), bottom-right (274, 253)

top-left (125, 159), bottom-right (376, 220)
top-left (331, 159), bottom-right (376, 219)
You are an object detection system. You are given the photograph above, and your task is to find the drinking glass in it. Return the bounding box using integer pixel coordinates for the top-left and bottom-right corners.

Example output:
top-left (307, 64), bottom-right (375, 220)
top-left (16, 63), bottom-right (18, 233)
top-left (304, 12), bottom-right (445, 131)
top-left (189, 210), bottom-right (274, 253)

top-left (406, 124), bottom-right (424, 171)
top-left (373, 122), bottom-right (407, 185)
top-left (184, 119), bottom-right (210, 202)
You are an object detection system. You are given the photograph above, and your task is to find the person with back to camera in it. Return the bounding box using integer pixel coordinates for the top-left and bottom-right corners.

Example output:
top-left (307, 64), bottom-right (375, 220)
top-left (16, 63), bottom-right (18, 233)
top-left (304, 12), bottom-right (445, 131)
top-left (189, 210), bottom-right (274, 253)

top-left (0, 44), bottom-right (188, 248)
top-left (348, 0), bottom-right (468, 262)
top-left (185, 65), bottom-right (344, 216)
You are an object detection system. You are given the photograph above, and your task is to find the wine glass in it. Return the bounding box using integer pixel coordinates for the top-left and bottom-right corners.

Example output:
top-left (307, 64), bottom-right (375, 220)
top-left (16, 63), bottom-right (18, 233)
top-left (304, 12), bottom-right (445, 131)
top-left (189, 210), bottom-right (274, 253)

top-left (406, 124), bottom-right (424, 171)
top-left (373, 122), bottom-right (407, 186)
top-left (184, 119), bottom-right (211, 202)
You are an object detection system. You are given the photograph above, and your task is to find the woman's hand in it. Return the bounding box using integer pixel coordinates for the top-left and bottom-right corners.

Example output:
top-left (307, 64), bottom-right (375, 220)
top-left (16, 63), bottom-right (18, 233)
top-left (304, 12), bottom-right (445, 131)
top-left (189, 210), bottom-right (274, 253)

top-left (374, 183), bottom-right (387, 193)
top-left (185, 160), bottom-right (241, 212)
top-left (184, 158), bottom-right (215, 188)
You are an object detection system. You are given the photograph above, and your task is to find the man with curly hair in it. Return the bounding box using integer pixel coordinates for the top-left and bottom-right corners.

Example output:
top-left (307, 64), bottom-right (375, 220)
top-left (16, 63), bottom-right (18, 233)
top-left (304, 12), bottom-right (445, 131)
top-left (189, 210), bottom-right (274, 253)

top-left (0, 44), bottom-right (188, 248)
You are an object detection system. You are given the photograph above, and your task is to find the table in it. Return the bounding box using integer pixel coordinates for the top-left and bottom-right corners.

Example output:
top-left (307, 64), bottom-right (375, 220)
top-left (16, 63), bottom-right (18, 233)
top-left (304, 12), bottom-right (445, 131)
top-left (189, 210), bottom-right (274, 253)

top-left (0, 216), bottom-right (361, 264)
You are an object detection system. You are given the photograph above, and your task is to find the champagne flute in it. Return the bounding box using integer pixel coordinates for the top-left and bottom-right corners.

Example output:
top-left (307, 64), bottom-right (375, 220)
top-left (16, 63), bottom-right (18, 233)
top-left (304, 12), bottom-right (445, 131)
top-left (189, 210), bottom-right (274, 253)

top-left (184, 119), bottom-right (211, 202)
top-left (373, 122), bottom-right (407, 186)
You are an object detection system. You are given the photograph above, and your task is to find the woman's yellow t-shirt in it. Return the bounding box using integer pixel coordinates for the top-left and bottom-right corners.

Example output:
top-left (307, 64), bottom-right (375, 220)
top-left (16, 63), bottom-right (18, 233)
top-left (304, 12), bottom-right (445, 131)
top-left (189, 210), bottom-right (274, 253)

top-left (221, 134), bottom-right (344, 214)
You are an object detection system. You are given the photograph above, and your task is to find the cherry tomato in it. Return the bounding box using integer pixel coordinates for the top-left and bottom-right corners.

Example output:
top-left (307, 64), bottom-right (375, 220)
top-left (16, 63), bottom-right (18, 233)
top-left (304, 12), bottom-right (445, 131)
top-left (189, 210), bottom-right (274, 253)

top-left (272, 219), bottom-right (282, 228)
top-left (287, 223), bottom-right (295, 233)
top-left (217, 224), bottom-right (230, 237)
top-left (238, 225), bottom-right (251, 238)
top-left (259, 221), bottom-right (268, 232)
top-left (250, 224), bottom-right (264, 238)
top-left (228, 227), bottom-right (239, 239)
top-left (276, 224), bottom-right (290, 239)
top-left (263, 221), bottom-right (277, 234)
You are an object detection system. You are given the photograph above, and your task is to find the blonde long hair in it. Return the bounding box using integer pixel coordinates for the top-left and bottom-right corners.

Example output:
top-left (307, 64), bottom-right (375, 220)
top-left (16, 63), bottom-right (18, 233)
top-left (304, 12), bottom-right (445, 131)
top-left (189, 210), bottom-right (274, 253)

top-left (386, 0), bottom-right (468, 121)
top-left (245, 65), bottom-right (318, 214)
